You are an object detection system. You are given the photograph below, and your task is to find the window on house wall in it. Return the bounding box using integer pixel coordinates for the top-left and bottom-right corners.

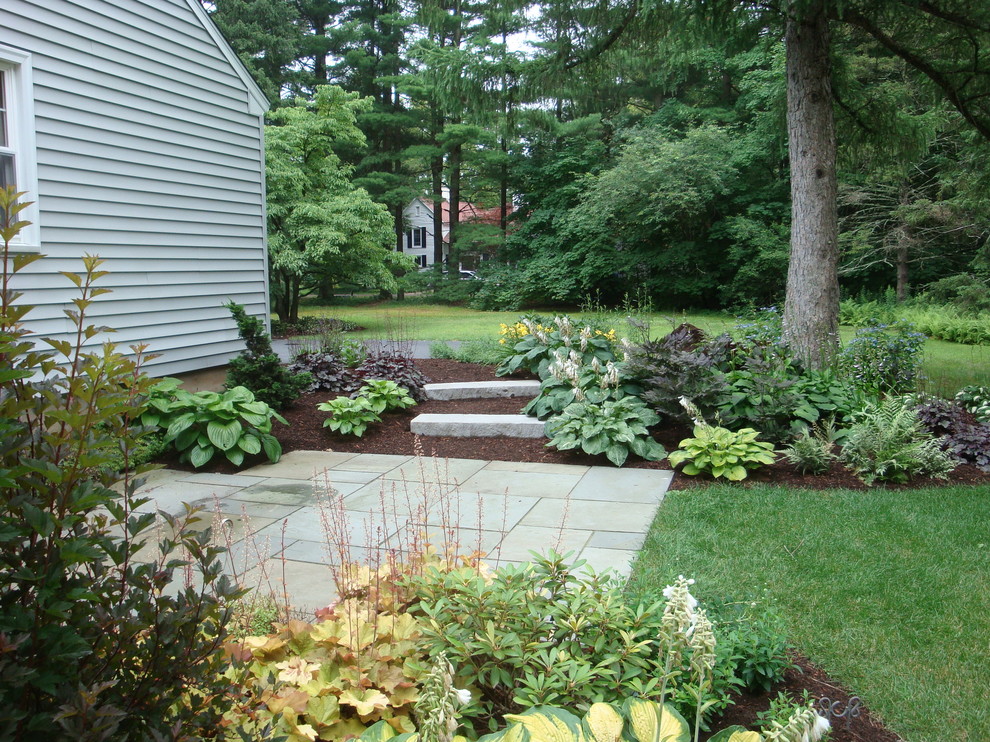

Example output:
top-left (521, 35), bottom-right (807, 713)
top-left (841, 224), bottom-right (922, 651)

top-left (0, 74), bottom-right (15, 191)
top-left (417, 255), bottom-right (426, 268)
top-left (412, 228), bottom-right (422, 247)
top-left (0, 45), bottom-right (40, 249)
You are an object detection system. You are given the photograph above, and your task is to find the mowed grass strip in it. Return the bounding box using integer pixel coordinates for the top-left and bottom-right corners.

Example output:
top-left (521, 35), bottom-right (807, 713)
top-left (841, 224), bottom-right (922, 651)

top-left (628, 484), bottom-right (990, 742)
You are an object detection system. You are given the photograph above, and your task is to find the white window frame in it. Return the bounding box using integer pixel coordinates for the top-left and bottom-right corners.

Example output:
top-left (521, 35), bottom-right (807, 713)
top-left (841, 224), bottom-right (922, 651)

top-left (0, 45), bottom-right (40, 251)
top-left (412, 227), bottom-right (422, 247)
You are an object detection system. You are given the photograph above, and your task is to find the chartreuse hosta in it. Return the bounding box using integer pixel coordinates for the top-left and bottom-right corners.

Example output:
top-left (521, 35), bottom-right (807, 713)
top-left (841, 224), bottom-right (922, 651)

top-left (349, 696), bottom-right (823, 742)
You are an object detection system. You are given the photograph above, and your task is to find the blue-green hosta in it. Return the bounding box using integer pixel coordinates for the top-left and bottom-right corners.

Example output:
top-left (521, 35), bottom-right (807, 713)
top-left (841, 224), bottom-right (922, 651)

top-left (668, 425), bottom-right (776, 481)
top-left (545, 398), bottom-right (666, 467)
top-left (357, 379), bottom-right (418, 413)
top-left (318, 395), bottom-right (382, 436)
top-left (143, 382), bottom-right (286, 467)
top-left (956, 385), bottom-right (990, 423)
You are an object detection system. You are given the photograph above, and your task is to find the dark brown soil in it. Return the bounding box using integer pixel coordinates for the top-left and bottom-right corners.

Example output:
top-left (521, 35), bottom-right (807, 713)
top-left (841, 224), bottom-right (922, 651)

top-left (177, 358), bottom-right (988, 493)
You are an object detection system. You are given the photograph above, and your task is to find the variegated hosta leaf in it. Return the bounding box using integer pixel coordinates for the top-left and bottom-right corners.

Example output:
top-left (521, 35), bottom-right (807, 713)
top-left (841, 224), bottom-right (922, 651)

top-left (582, 702), bottom-right (624, 742)
top-left (504, 706), bottom-right (585, 742)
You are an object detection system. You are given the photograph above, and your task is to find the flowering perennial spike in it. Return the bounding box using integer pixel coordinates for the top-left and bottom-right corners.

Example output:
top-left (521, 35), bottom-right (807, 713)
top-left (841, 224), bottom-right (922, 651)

top-left (763, 706), bottom-right (831, 742)
top-left (416, 651), bottom-right (460, 742)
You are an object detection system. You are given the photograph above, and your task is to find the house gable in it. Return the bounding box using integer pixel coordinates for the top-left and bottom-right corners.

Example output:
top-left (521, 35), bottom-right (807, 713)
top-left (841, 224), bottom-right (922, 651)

top-left (0, 0), bottom-right (270, 375)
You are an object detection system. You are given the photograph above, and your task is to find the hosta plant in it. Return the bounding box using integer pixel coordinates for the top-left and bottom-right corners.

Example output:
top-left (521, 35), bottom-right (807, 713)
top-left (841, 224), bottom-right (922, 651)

top-left (318, 395), bottom-right (381, 436)
top-left (544, 397), bottom-right (666, 467)
top-left (496, 315), bottom-right (620, 378)
top-left (466, 697), bottom-right (826, 742)
top-left (956, 385), bottom-right (990, 423)
top-left (668, 425), bottom-right (776, 481)
top-left (144, 384), bottom-right (286, 467)
top-left (523, 350), bottom-right (640, 420)
top-left (840, 397), bottom-right (957, 484)
top-left (358, 379), bottom-right (418, 413)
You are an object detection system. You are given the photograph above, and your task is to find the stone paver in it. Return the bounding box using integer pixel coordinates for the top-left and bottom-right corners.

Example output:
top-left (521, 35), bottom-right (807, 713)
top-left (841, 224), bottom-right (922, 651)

top-left (425, 380), bottom-right (541, 400)
top-left (410, 413), bottom-right (546, 438)
top-left (131, 453), bottom-right (673, 613)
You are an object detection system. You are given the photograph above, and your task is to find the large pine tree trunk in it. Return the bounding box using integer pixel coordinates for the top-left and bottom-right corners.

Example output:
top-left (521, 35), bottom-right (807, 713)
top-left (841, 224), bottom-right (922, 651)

top-left (782, 0), bottom-right (840, 369)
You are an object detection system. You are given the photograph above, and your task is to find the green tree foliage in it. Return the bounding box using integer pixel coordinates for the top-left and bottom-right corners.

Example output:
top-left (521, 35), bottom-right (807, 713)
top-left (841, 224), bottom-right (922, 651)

top-left (202, 0), bottom-right (303, 101)
top-left (265, 86), bottom-right (411, 322)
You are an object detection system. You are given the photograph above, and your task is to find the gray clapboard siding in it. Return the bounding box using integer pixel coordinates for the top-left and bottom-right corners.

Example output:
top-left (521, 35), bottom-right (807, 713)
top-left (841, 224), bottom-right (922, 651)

top-left (2, 0), bottom-right (270, 376)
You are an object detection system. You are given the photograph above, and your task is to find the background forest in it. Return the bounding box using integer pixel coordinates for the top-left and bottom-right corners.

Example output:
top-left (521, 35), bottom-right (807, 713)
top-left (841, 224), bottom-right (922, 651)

top-left (204, 0), bottom-right (990, 319)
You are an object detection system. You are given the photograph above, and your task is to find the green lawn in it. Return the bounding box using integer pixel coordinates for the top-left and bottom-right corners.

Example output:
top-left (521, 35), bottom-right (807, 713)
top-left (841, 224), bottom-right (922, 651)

top-left (297, 300), bottom-right (989, 393)
top-left (627, 484), bottom-right (990, 742)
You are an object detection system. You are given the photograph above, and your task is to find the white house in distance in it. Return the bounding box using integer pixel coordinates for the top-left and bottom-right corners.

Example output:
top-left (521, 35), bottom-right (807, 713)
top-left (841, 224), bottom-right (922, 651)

top-left (0, 0), bottom-right (270, 376)
top-left (402, 196), bottom-right (509, 269)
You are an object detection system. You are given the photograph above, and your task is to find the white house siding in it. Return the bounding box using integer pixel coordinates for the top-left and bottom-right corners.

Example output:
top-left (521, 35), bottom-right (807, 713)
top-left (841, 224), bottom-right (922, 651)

top-left (0, 0), bottom-right (269, 375)
top-left (402, 197), bottom-right (444, 268)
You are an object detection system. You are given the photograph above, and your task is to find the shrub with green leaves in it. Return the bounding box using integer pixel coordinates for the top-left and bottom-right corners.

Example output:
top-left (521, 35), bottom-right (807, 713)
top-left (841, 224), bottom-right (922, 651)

top-left (406, 556), bottom-right (673, 733)
top-left (0, 188), bottom-right (240, 738)
top-left (144, 384), bottom-right (287, 468)
top-left (545, 397), bottom-right (666, 467)
top-left (225, 300), bottom-right (311, 410)
top-left (318, 395), bottom-right (382, 436)
top-left (839, 397), bottom-right (957, 484)
top-left (358, 379), bottom-right (417, 413)
top-left (838, 321), bottom-right (926, 394)
top-left (668, 425), bottom-right (776, 481)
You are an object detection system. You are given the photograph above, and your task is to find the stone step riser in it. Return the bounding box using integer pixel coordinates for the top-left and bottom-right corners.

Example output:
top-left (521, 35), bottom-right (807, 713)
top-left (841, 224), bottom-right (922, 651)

top-left (411, 413), bottom-right (546, 438)
top-left (424, 380), bottom-right (541, 401)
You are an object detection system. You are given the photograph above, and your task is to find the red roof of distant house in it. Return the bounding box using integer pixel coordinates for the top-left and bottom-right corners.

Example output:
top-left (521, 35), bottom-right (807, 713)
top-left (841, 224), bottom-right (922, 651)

top-left (438, 200), bottom-right (513, 226)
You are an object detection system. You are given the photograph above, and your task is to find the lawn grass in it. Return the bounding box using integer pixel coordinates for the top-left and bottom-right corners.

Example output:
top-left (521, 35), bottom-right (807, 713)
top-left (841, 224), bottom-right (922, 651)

top-left (297, 299), bottom-right (988, 393)
top-left (627, 484), bottom-right (990, 742)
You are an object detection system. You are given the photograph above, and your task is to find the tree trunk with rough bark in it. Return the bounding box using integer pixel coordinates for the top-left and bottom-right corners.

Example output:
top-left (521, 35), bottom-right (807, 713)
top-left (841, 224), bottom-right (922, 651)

top-left (782, 0), bottom-right (840, 369)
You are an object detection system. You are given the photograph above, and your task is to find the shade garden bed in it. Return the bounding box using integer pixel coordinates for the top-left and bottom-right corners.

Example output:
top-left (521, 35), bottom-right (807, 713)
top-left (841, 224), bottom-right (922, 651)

top-left (167, 358), bottom-right (990, 492)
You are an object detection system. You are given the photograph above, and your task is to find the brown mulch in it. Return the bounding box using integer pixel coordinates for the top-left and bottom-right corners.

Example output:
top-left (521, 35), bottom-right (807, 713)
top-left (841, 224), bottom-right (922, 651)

top-left (236, 358), bottom-right (988, 493)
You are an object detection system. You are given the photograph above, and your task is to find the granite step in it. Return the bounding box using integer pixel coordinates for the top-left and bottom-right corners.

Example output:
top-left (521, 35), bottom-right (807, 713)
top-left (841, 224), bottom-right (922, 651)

top-left (424, 380), bottom-right (541, 401)
top-left (410, 413), bottom-right (546, 438)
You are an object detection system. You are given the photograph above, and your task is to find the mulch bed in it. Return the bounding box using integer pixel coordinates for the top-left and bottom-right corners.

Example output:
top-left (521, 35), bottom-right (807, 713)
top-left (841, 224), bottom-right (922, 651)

top-left (194, 357), bottom-right (988, 492)
top-left (159, 357), bottom-right (988, 740)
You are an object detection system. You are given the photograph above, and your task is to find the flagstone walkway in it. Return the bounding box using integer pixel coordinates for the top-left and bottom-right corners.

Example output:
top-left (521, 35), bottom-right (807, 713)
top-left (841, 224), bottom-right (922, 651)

top-left (134, 451), bottom-right (673, 615)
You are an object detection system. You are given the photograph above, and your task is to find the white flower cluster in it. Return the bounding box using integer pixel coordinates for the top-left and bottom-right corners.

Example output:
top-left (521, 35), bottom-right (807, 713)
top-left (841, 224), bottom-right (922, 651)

top-left (523, 317), bottom-right (548, 344)
top-left (763, 706), bottom-right (831, 742)
top-left (579, 325), bottom-right (592, 352)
